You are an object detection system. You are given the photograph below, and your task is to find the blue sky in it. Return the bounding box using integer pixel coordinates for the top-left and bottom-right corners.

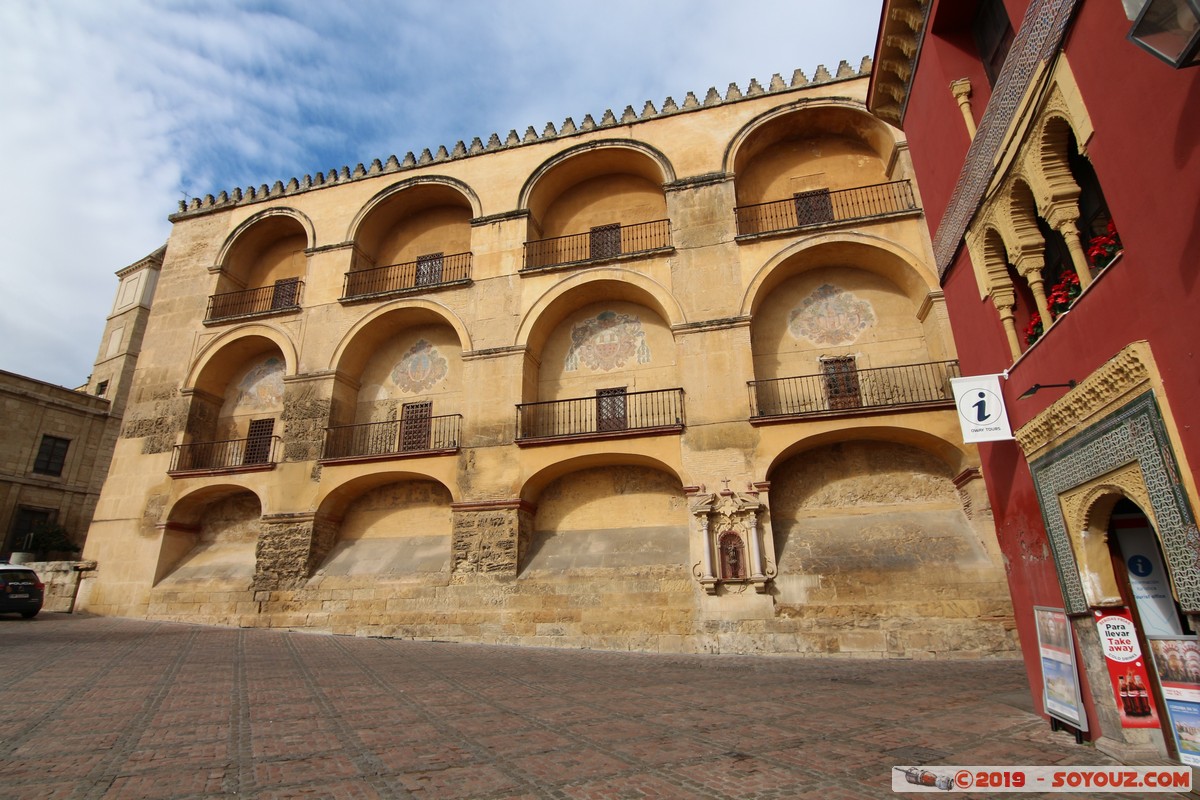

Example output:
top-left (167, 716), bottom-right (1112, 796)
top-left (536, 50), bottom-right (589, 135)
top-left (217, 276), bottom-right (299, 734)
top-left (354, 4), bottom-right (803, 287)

top-left (0, 0), bottom-right (883, 388)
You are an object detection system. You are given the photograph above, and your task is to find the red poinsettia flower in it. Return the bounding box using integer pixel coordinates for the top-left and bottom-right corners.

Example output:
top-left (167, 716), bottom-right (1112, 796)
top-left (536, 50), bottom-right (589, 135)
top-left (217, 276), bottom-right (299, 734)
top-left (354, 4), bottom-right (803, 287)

top-left (1025, 312), bottom-right (1044, 346)
top-left (1047, 270), bottom-right (1081, 319)
top-left (1086, 221), bottom-right (1122, 267)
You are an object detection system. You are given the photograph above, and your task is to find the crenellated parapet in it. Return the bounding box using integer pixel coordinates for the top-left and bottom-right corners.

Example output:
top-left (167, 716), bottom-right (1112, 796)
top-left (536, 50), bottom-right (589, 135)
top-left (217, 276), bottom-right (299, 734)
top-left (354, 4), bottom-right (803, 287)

top-left (170, 58), bottom-right (874, 220)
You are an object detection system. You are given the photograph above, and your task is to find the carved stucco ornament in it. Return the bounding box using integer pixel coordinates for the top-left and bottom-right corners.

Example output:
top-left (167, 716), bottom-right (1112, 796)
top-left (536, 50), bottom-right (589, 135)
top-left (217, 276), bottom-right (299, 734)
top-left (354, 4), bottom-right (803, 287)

top-left (690, 485), bottom-right (773, 595)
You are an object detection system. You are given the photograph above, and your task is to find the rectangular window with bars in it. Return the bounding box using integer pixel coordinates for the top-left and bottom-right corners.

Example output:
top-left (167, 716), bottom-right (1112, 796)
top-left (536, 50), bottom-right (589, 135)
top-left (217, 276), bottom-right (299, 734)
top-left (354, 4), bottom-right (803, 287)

top-left (793, 189), bottom-right (834, 226)
top-left (415, 253), bottom-right (444, 286)
top-left (400, 402), bottom-right (433, 451)
top-left (271, 277), bottom-right (300, 310)
top-left (596, 387), bottom-right (628, 432)
top-left (243, 419), bottom-right (275, 465)
top-left (821, 357), bottom-right (862, 410)
top-left (589, 224), bottom-right (621, 261)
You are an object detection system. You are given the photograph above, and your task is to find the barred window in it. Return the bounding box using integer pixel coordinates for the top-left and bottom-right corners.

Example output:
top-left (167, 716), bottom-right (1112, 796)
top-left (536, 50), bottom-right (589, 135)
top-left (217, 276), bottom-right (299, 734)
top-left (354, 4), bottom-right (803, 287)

top-left (33, 435), bottom-right (70, 476)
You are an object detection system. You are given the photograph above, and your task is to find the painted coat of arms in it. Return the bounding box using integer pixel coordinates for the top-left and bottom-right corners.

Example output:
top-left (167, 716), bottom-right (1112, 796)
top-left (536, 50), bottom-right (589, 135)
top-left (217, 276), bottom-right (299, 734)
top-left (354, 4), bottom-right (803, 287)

top-left (787, 284), bottom-right (875, 346)
top-left (390, 339), bottom-right (448, 392)
top-left (564, 311), bottom-right (651, 372)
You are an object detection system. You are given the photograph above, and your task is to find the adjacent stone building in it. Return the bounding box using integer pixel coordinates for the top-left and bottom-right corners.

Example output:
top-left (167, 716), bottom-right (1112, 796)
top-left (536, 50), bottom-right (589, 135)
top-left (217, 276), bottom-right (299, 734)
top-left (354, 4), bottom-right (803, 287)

top-left (79, 62), bottom-right (1016, 658)
top-left (0, 248), bottom-right (159, 607)
top-left (0, 371), bottom-right (110, 556)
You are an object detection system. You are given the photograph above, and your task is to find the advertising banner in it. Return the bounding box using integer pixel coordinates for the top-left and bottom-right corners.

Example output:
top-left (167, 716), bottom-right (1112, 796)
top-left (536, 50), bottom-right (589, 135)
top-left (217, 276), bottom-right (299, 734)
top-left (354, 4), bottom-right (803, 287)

top-left (1094, 608), bottom-right (1160, 728)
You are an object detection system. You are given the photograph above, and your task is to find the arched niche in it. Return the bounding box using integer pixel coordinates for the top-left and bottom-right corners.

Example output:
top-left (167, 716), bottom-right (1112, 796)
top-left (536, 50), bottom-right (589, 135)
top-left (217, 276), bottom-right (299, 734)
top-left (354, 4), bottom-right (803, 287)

top-left (216, 210), bottom-right (312, 293)
top-left (744, 237), bottom-right (949, 388)
top-left (312, 476), bottom-right (454, 579)
top-left (749, 263), bottom-right (933, 384)
top-left (742, 235), bottom-right (937, 317)
top-left (328, 303), bottom-right (469, 428)
top-left (185, 333), bottom-right (290, 445)
top-left (158, 484), bottom-right (264, 585)
top-left (519, 452), bottom-right (685, 504)
top-left (520, 461), bottom-right (688, 575)
top-left (519, 142), bottom-right (674, 240)
top-left (535, 298), bottom-right (678, 404)
top-left (764, 424), bottom-right (975, 481)
top-left (515, 272), bottom-right (685, 397)
top-left (726, 102), bottom-right (899, 207)
top-left (766, 436), bottom-right (1010, 652)
top-left (349, 178), bottom-right (479, 271)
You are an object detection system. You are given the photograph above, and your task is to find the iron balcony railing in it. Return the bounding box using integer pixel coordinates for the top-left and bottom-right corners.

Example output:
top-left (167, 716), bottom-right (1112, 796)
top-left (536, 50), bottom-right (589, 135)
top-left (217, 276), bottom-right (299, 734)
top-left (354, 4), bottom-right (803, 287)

top-left (322, 414), bottom-right (462, 460)
top-left (516, 388), bottom-right (684, 441)
top-left (748, 360), bottom-right (960, 419)
top-left (206, 278), bottom-right (303, 322)
top-left (169, 435), bottom-right (281, 473)
top-left (342, 252), bottom-right (472, 300)
top-left (734, 180), bottom-right (918, 237)
top-left (523, 219), bottom-right (671, 270)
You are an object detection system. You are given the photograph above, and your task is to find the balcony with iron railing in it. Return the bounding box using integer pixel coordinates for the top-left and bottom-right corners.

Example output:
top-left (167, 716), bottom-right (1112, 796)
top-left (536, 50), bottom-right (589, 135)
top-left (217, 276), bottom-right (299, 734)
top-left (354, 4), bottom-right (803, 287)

top-left (734, 180), bottom-right (919, 238)
top-left (169, 435), bottom-right (281, 474)
top-left (206, 278), bottom-right (303, 324)
top-left (341, 252), bottom-right (471, 303)
top-left (321, 414), bottom-right (462, 462)
top-left (748, 360), bottom-right (960, 421)
top-left (522, 219), bottom-right (672, 272)
top-left (516, 387), bottom-right (685, 444)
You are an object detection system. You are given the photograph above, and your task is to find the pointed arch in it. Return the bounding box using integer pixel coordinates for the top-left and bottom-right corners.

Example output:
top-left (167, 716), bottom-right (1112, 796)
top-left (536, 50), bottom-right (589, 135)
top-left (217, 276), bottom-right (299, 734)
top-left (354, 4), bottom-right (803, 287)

top-left (346, 175), bottom-right (483, 244)
top-left (740, 231), bottom-right (938, 318)
top-left (517, 139), bottom-right (677, 214)
top-left (329, 298), bottom-right (473, 380)
top-left (518, 452), bottom-right (686, 505)
top-left (723, 98), bottom-right (900, 178)
top-left (186, 324), bottom-right (298, 397)
top-left (514, 267), bottom-right (686, 354)
top-left (164, 482), bottom-right (267, 527)
top-left (215, 207), bottom-right (316, 268)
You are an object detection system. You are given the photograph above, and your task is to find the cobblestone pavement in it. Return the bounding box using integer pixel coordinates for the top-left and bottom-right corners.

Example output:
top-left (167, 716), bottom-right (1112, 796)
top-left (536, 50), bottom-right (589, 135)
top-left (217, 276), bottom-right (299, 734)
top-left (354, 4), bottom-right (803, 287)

top-left (0, 613), bottom-right (1157, 799)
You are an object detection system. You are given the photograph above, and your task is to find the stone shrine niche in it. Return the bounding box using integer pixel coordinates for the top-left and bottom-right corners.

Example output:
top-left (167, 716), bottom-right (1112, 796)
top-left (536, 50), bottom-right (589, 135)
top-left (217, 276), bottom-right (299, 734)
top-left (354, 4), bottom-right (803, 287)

top-left (690, 485), bottom-right (773, 594)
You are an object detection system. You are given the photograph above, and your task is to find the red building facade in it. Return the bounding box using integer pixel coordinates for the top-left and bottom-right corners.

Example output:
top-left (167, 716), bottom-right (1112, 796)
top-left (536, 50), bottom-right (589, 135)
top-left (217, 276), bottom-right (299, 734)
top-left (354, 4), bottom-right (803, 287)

top-left (870, 0), bottom-right (1200, 763)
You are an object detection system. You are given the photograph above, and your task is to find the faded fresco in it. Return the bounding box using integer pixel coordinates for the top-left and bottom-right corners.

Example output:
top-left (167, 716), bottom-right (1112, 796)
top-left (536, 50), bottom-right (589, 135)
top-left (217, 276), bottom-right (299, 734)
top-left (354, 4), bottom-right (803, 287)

top-left (390, 339), bottom-right (448, 393)
top-left (564, 310), bottom-right (651, 372)
top-left (787, 283), bottom-right (875, 346)
top-left (229, 356), bottom-right (285, 412)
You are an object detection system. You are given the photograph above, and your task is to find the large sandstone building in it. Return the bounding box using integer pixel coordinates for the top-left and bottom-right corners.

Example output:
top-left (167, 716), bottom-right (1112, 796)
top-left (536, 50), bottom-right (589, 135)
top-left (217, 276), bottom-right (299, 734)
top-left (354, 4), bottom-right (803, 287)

top-left (80, 61), bottom-right (1016, 657)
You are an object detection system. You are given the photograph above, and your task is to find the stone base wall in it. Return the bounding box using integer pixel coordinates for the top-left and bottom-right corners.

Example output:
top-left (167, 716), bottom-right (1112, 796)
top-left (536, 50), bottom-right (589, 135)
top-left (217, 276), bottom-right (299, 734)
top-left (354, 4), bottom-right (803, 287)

top-left (130, 565), bottom-right (1017, 658)
top-left (16, 560), bottom-right (95, 613)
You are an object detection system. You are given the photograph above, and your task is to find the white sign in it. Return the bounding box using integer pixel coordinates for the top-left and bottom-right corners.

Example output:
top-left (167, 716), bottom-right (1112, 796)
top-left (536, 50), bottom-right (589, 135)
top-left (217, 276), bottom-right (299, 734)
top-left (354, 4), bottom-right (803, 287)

top-left (950, 374), bottom-right (1014, 443)
top-left (1119, 527), bottom-right (1184, 636)
top-left (1097, 615), bottom-right (1142, 662)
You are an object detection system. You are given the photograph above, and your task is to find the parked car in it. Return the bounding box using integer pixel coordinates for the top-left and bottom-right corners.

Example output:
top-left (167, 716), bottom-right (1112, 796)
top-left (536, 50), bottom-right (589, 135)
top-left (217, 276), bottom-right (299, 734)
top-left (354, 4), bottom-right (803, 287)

top-left (0, 564), bottom-right (44, 618)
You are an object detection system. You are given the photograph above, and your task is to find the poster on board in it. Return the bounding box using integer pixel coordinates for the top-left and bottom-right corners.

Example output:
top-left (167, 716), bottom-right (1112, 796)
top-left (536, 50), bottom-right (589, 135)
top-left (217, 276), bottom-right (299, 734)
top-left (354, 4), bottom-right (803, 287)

top-left (1150, 636), bottom-right (1200, 766)
top-left (1034, 606), bottom-right (1086, 730)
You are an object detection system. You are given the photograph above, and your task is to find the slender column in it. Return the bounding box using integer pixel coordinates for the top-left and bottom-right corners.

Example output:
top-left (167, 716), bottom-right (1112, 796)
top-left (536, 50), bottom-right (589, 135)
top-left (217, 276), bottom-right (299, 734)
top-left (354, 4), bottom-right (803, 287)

top-left (950, 78), bottom-right (976, 139)
top-left (992, 290), bottom-right (1022, 359)
top-left (747, 514), bottom-right (765, 581)
top-left (1045, 201), bottom-right (1094, 289)
top-left (697, 514), bottom-right (715, 581)
top-left (1058, 220), bottom-right (1094, 288)
top-left (1022, 267), bottom-right (1052, 326)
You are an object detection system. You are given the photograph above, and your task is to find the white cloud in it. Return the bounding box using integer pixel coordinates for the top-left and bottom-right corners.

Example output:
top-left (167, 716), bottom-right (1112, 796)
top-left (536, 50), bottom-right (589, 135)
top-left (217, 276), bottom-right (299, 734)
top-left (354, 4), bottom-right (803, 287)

top-left (0, 0), bottom-right (881, 387)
